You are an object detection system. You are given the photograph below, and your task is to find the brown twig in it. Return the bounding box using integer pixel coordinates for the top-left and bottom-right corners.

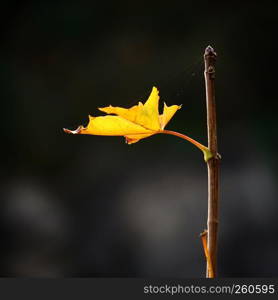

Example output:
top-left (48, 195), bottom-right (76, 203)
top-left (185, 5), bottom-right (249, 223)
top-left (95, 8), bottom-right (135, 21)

top-left (204, 45), bottom-right (220, 278)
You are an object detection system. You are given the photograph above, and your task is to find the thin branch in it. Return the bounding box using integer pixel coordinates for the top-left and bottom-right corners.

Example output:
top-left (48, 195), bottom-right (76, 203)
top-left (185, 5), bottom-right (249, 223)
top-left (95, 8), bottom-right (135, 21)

top-left (204, 45), bottom-right (220, 278)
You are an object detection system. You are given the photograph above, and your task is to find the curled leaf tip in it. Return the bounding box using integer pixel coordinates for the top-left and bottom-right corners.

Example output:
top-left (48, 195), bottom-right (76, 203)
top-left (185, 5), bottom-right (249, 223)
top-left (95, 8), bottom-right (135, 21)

top-left (63, 126), bottom-right (83, 134)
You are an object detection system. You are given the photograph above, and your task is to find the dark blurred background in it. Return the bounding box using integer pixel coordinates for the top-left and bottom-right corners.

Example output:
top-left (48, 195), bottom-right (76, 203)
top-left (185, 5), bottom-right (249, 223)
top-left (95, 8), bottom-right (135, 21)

top-left (0, 1), bottom-right (277, 277)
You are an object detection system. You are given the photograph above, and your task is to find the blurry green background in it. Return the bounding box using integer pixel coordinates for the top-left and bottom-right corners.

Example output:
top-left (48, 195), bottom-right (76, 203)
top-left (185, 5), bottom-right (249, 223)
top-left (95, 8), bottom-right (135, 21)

top-left (0, 1), bottom-right (277, 277)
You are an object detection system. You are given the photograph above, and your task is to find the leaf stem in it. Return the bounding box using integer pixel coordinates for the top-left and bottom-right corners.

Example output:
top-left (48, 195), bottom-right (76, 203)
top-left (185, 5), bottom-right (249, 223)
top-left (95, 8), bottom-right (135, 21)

top-left (160, 130), bottom-right (212, 161)
top-left (204, 45), bottom-right (220, 278)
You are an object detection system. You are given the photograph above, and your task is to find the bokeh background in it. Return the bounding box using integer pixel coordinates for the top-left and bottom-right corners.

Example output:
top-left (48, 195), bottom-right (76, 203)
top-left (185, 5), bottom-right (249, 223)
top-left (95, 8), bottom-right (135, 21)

top-left (1, 1), bottom-right (277, 277)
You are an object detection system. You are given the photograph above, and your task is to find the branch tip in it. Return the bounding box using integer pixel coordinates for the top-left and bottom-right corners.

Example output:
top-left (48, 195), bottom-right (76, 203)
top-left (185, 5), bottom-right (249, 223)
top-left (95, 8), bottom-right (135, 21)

top-left (204, 45), bottom-right (217, 58)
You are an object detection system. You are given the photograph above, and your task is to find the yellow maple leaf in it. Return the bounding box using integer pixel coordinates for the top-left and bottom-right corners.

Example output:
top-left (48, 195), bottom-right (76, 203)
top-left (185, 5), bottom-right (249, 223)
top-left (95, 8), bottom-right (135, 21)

top-left (64, 87), bottom-right (212, 161)
top-left (64, 87), bottom-right (180, 144)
